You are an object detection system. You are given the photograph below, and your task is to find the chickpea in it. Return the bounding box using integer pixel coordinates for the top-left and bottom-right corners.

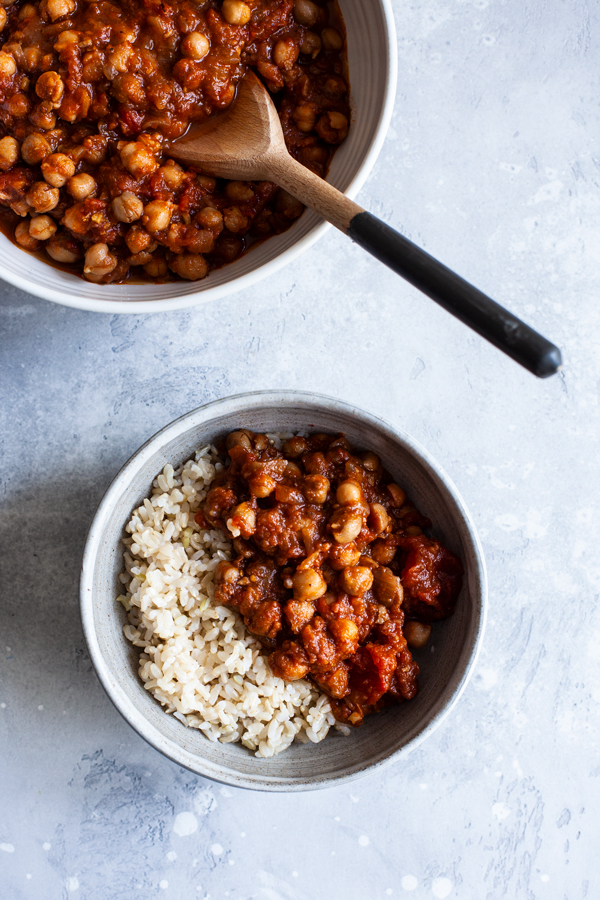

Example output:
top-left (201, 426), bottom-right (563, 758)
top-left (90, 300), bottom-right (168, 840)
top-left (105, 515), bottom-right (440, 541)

top-left (29, 214), bottom-right (57, 241)
top-left (285, 599), bottom-right (316, 634)
top-left (0, 51), bottom-right (16, 77)
top-left (142, 200), bottom-right (174, 233)
top-left (282, 435), bottom-right (308, 458)
top-left (406, 525), bottom-right (423, 536)
top-left (196, 206), bottom-right (223, 233)
top-left (269, 640), bottom-right (310, 681)
top-left (15, 220), bottom-right (40, 251)
top-left (0, 135), bottom-right (19, 170)
top-left (0, 0), bottom-right (17, 7)
top-left (26, 181), bottom-right (59, 213)
top-left (46, 0), bottom-right (75, 20)
top-left (404, 620), bottom-right (432, 650)
top-left (300, 30), bottom-right (321, 58)
top-left (6, 93), bottom-right (31, 117)
top-left (316, 110), bottom-right (348, 144)
top-left (196, 174), bottom-right (216, 191)
top-left (67, 172), bottom-right (96, 200)
top-left (329, 507), bottom-right (363, 544)
top-left (160, 161), bottom-right (185, 191)
top-left (46, 232), bottom-right (81, 263)
top-left (368, 503), bottom-right (391, 534)
top-left (387, 483), bottom-right (407, 507)
top-left (112, 191), bottom-right (144, 223)
top-left (303, 474), bottom-right (329, 504)
top-left (339, 565), bottom-right (374, 597)
top-left (328, 541), bottom-right (361, 571)
top-left (372, 566), bottom-right (403, 607)
top-left (302, 450), bottom-right (327, 475)
top-left (21, 133), bottom-right (51, 165)
top-left (35, 71), bottom-right (64, 108)
top-left (285, 461), bottom-right (302, 477)
top-left (294, 0), bottom-right (319, 26)
top-left (249, 471), bottom-right (277, 498)
top-left (276, 190), bottom-right (303, 220)
top-left (0, 8), bottom-right (6, 28)
top-left (41, 152), bottom-right (75, 187)
top-left (120, 141), bottom-right (158, 178)
top-left (53, 30), bottom-right (78, 52)
top-left (362, 452), bottom-right (381, 472)
top-left (321, 26), bottom-right (343, 50)
top-left (10, 199), bottom-right (31, 217)
top-left (336, 480), bottom-right (362, 506)
top-left (292, 568), bottom-right (327, 602)
top-left (228, 501), bottom-right (256, 538)
top-left (225, 430), bottom-right (253, 451)
top-left (22, 46), bottom-right (41, 71)
top-left (168, 253), bottom-right (209, 281)
top-left (225, 181), bottom-right (254, 202)
top-left (371, 537), bottom-right (397, 565)
top-left (123, 225), bottom-right (152, 255)
top-left (273, 38), bottom-right (299, 69)
top-left (83, 242), bottom-right (117, 278)
top-left (215, 561), bottom-right (241, 585)
top-left (221, 0), bottom-right (251, 25)
top-left (28, 102), bottom-right (56, 131)
top-left (181, 31), bottom-right (210, 60)
top-left (223, 206), bottom-right (248, 233)
top-left (328, 618), bottom-right (359, 656)
top-left (128, 250), bottom-right (153, 266)
top-left (143, 256), bottom-right (168, 278)
top-left (107, 43), bottom-right (135, 75)
top-left (62, 203), bottom-right (87, 234)
top-left (292, 103), bottom-right (317, 133)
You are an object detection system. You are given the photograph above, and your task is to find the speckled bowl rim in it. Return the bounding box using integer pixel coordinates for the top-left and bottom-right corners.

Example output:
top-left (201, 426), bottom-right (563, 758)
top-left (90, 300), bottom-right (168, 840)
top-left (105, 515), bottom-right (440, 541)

top-left (80, 391), bottom-right (487, 791)
top-left (1, 0), bottom-right (398, 314)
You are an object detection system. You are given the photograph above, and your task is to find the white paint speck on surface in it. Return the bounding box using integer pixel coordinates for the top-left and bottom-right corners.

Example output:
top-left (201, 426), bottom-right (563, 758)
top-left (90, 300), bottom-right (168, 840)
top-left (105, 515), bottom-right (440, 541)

top-left (386, 890), bottom-right (393, 896)
top-left (541, 875), bottom-right (550, 883)
top-left (173, 812), bottom-right (198, 836)
top-left (26, 874), bottom-right (32, 879)
top-left (228, 860), bottom-right (235, 866)
top-left (66, 877), bottom-right (79, 892)
top-left (432, 877), bottom-right (453, 899)
top-left (358, 835), bottom-right (370, 847)
top-left (292, 872), bottom-right (299, 878)
top-left (37, 705), bottom-right (44, 710)
top-left (419, 783), bottom-right (428, 790)
top-left (0, 703), bottom-right (6, 709)
top-left (211, 844), bottom-right (224, 856)
top-left (334, 816), bottom-right (340, 821)
top-left (240, 833), bottom-right (245, 838)
top-left (42, 843), bottom-right (51, 851)
top-left (166, 851), bottom-right (177, 862)
top-left (350, 795), bottom-right (359, 803)
top-left (401, 875), bottom-right (418, 891)
top-left (492, 802), bottom-right (511, 821)
top-left (159, 880), bottom-right (168, 890)
top-left (0, 843), bottom-right (15, 853)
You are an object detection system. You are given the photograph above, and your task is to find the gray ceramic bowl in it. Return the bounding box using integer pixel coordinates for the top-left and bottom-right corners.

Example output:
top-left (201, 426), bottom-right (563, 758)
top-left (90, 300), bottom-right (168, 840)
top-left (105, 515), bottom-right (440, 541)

top-left (80, 392), bottom-right (487, 790)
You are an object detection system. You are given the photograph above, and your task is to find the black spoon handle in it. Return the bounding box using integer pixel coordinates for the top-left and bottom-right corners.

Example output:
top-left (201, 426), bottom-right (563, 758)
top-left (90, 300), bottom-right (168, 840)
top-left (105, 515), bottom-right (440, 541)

top-left (347, 212), bottom-right (562, 378)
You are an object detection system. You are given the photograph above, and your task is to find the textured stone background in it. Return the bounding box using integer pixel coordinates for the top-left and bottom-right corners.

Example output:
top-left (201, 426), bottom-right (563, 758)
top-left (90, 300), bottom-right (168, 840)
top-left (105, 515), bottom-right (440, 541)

top-left (1, 0), bottom-right (598, 897)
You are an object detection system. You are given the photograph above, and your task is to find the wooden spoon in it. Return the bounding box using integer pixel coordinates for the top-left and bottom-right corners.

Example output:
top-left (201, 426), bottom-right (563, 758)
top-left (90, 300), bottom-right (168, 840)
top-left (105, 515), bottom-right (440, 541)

top-left (169, 73), bottom-right (562, 378)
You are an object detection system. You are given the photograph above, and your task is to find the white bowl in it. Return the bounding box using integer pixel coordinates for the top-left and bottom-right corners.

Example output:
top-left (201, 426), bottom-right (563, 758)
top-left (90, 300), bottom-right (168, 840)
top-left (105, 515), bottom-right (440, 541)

top-left (81, 391), bottom-right (487, 791)
top-left (1, 1), bottom-right (397, 314)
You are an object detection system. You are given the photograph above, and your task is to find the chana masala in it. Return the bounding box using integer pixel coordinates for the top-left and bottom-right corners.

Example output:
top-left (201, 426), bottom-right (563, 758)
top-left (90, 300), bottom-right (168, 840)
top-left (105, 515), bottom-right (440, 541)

top-left (205, 430), bottom-right (464, 726)
top-left (0, 0), bottom-right (349, 282)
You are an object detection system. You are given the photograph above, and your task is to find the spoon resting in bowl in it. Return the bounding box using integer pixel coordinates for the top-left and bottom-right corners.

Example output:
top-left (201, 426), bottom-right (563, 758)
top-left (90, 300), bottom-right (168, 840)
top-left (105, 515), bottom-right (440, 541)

top-left (169, 73), bottom-right (562, 378)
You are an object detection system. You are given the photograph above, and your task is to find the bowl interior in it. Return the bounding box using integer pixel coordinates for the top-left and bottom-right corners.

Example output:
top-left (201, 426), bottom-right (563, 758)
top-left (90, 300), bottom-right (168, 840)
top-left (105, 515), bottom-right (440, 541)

top-left (82, 394), bottom-right (486, 790)
top-left (0, 0), bottom-right (395, 312)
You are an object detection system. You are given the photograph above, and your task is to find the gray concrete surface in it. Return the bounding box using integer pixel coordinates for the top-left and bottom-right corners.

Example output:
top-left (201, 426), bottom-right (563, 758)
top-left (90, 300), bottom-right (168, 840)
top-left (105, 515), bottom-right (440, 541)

top-left (1, 0), bottom-right (598, 897)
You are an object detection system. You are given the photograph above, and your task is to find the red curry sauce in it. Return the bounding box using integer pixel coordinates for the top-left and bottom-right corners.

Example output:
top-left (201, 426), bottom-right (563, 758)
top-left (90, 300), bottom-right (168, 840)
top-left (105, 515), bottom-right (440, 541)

top-left (205, 430), bottom-right (464, 726)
